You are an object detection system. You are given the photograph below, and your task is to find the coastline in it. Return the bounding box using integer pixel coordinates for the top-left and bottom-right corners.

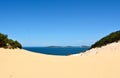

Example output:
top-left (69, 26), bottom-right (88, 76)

top-left (0, 42), bottom-right (120, 78)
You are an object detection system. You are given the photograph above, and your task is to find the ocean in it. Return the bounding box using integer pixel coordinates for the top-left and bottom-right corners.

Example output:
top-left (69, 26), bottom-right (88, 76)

top-left (23, 47), bottom-right (89, 56)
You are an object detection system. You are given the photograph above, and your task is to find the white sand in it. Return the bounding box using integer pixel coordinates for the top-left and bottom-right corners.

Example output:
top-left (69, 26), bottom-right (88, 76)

top-left (0, 42), bottom-right (120, 78)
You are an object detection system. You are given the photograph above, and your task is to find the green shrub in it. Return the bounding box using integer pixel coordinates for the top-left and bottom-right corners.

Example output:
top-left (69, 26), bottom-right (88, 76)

top-left (90, 30), bottom-right (120, 49)
top-left (14, 40), bottom-right (22, 49)
top-left (0, 33), bottom-right (8, 48)
top-left (0, 33), bottom-right (22, 49)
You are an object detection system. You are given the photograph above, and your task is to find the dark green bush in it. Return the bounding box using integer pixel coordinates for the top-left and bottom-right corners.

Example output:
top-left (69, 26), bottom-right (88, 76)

top-left (0, 33), bottom-right (22, 49)
top-left (90, 30), bottom-right (120, 49)
top-left (0, 33), bottom-right (8, 47)
top-left (14, 40), bottom-right (22, 49)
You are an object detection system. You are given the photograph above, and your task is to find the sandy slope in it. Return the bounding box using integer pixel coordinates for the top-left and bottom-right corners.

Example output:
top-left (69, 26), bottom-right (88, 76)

top-left (0, 42), bottom-right (120, 78)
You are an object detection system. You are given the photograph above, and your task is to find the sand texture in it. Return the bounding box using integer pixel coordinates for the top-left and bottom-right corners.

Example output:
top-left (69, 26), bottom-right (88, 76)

top-left (0, 42), bottom-right (120, 78)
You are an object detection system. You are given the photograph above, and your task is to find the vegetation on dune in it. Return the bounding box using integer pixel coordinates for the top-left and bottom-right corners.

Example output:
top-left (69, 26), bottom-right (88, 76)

top-left (90, 30), bottom-right (120, 49)
top-left (0, 33), bottom-right (22, 49)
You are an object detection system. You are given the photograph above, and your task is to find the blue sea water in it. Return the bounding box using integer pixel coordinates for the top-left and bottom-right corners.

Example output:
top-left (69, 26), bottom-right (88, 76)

top-left (23, 47), bottom-right (89, 56)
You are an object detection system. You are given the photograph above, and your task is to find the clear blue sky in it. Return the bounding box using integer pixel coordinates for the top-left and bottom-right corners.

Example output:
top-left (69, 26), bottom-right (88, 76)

top-left (0, 0), bottom-right (120, 46)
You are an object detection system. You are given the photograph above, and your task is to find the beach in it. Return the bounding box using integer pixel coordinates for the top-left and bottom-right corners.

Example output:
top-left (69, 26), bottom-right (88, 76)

top-left (0, 42), bottom-right (120, 78)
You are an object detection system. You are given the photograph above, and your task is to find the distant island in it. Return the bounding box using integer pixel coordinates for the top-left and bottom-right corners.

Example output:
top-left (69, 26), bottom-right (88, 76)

top-left (0, 33), bottom-right (22, 49)
top-left (80, 45), bottom-right (90, 48)
top-left (47, 46), bottom-right (73, 48)
top-left (47, 46), bottom-right (89, 48)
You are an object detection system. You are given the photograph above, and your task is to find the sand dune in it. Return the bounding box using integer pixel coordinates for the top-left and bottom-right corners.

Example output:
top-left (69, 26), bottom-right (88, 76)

top-left (0, 42), bottom-right (120, 78)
